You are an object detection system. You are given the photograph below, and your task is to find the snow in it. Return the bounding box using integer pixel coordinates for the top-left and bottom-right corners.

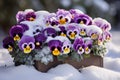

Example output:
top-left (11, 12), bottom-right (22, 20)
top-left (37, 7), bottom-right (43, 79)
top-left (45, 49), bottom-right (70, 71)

top-left (0, 31), bottom-right (120, 80)
top-left (81, 66), bottom-right (120, 80)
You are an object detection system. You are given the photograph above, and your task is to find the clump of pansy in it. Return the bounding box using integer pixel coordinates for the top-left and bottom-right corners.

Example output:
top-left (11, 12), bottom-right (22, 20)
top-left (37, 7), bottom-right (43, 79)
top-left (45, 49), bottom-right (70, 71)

top-left (3, 9), bottom-right (112, 66)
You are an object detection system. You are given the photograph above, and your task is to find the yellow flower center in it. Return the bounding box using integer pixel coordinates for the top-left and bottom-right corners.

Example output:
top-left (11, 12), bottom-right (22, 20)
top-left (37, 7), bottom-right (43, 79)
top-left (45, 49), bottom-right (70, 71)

top-left (14, 34), bottom-right (20, 41)
top-left (23, 45), bottom-right (32, 54)
top-left (91, 33), bottom-right (98, 39)
top-left (60, 32), bottom-right (66, 37)
top-left (59, 18), bottom-right (66, 24)
top-left (80, 30), bottom-right (86, 36)
top-left (69, 32), bottom-right (76, 39)
top-left (63, 47), bottom-right (70, 54)
top-left (106, 36), bottom-right (110, 41)
top-left (8, 45), bottom-right (13, 52)
top-left (52, 48), bottom-right (60, 56)
top-left (80, 21), bottom-right (84, 24)
top-left (98, 40), bottom-right (102, 45)
top-left (79, 47), bottom-right (83, 51)
top-left (29, 17), bottom-right (35, 21)
top-left (36, 42), bottom-right (40, 46)
top-left (85, 47), bottom-right (89, 52)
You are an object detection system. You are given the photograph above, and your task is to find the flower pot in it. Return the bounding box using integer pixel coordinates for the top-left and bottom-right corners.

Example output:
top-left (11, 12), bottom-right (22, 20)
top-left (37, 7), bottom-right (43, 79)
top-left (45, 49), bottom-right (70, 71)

top-left (63, 54), bottom-right (103, 69)
top-left (34, 54), bottom-right (103, 72)
top-left (34, 56), bottom-right (63, 72)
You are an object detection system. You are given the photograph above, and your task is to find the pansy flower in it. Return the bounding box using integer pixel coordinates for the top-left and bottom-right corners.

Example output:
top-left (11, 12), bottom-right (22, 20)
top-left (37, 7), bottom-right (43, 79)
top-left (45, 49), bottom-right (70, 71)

top-left (43, 27), bottom-right (57, 38)
top-left (45, 13), bottom-right (59, 27)
top-left (66, 23), bottom-right (79, 40)
top-left (9, 25), bottom-right (24, 41)
top-left (78, 24), bottom-right (87, 36)
top-left (73, 14), bottom-right (92, 25)
top-left (87, 25), bottom-right (102, 40)
top-left (93, 18), bottom-right (111, 32)
top-left (73, 37), bottom-right (85, 54)
top-left (103, 31), bottom-right (112, 42)
top-left (62, 41), bottom-right (71, 54)
top-left (34, 33), bottom-right (47, 49)
top-left (48, 40), bottom-right (62, 56)
top-left (97, 35), bottom-right (104, 45)
top-left (56, 9), bottom-right (72, 25)
top-left (58, 26), bottom-right (67, 37)
top-left (3, 36), bottom-right (14, 52)
top-left (16, 9), bottom-right (36, 22)
top-left (69, 9), bottom-right (84, 22)
top-left (18, 35), bottom-right (35, 54)
top-left (25, 11), bottom-right (36, 21)
top-left (84, 39), bottom-right (92, 54)
top-left (16, 11), bottom-right (25, 23)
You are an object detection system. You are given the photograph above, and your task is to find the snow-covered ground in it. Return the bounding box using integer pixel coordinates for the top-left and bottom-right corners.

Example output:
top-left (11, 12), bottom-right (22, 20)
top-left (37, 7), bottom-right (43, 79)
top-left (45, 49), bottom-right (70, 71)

top-left (0, 31), bottom-right (120, 80)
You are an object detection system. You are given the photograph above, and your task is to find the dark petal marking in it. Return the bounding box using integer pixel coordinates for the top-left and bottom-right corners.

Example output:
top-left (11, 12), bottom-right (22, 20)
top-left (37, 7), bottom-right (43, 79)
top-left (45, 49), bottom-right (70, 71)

top-left (74, 31), bottom-right (77, 34)
top-left (52, 34), bottom-right (55, 38)
top-left (65, 18), bottom-right (68, 22)
top-left (63, 30), bottom-right (66, 34)
top-left (24, 44), bottom-right (27, 48)
top-left (36, 29), bottom-right (40, 32)
top-left (69, 31), bottom-right (72, 35)
top-left (33, 32), bottom-right (36, 34)
top-left (67, 46), bottom-right (69, 48)
top-left (77, 19), bottom-right (81, 23)
top-left (83, 19), bottom-right (87, 24)
top-left (29, 44), bottom-right (33, 48)
top-left (51, 46), bottom-right (55, 51)
top-left (51, 22), bottom-right (56, 26)
top-left (57, 46), bottom-right (61, 51)
top-left (59, 16), bottom-right (63, 19)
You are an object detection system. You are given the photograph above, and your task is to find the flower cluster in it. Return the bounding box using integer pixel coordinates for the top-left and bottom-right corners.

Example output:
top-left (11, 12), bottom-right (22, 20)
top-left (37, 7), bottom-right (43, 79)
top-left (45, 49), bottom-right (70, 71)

top-left (3, 9), bottom-right (111, 65)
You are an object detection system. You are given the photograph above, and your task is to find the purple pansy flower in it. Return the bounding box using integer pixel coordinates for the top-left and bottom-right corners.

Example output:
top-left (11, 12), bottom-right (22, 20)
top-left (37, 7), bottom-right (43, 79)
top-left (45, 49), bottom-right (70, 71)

top-left (62, 41), bottom-right (71, 54)
top-left (45, 13), bottom-right (59, 27)
top-left (97, 35), bottom-right (104, 45)
top-left (69, 9), bottom-right (84, 17)
top-left (16, 11), bottom-right (25, 23)
top-left (56, 9), bottom-right (72, 25)
top-left (73, 14), bottom-right (92, 25)
top-left (3, 36), bottom-right (14, 52)
top-left (42, 28), bottom-right (57, 38)
top-left (87, 25), bottom-right (102, 40)
top-left (9, 25), bottom-right (24, 41)
top-left (93, 18), bottom-right (111, 31)
top-left (79, 24), bottom-right (87, 36)
top-left (34, 33), bottom-right (47, 49)
top-left (25, 11), bottom-right (36, 21)
top-left (84, 39), bottom-right (92, 54)
top-left (58, 26), bottom-right (67, 37)
top-left (48, 40), bottom-right (63, 56)
top-left (103, 31), bottom-right (112, 41)
top-left (69, 9), bottom-right (84, 22)
top-left (18, 23), bottom-right (29, 32)
top-left (66, 23), bottom-right (79, 40)
top-left (73, 37), bottom-right (85, 54)
top-left (16, 9), bottom-right (36, 22)
top-left (18, 35), bottom-right (35, 54)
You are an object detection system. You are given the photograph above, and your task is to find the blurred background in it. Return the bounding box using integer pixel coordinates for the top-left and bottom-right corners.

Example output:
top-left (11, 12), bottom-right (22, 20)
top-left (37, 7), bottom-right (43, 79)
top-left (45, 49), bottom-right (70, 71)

top-left (0, 0), bottom-right (120, 47)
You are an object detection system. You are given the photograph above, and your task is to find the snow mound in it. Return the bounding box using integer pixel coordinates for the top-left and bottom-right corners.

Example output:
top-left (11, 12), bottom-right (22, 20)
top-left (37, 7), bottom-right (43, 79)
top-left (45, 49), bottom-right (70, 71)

top-left (106, 42), bottom-right (120, 58)
top-left (0, 49), bottom-right (14, 67)
top-left (0, 64), bottom-right (120, 80)
top-left (81, 66), bottom-right (120, 80)
top-left (48, 64), bottom-right (82, 80)
top-left (104, 57), bottom-right (120, 72)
